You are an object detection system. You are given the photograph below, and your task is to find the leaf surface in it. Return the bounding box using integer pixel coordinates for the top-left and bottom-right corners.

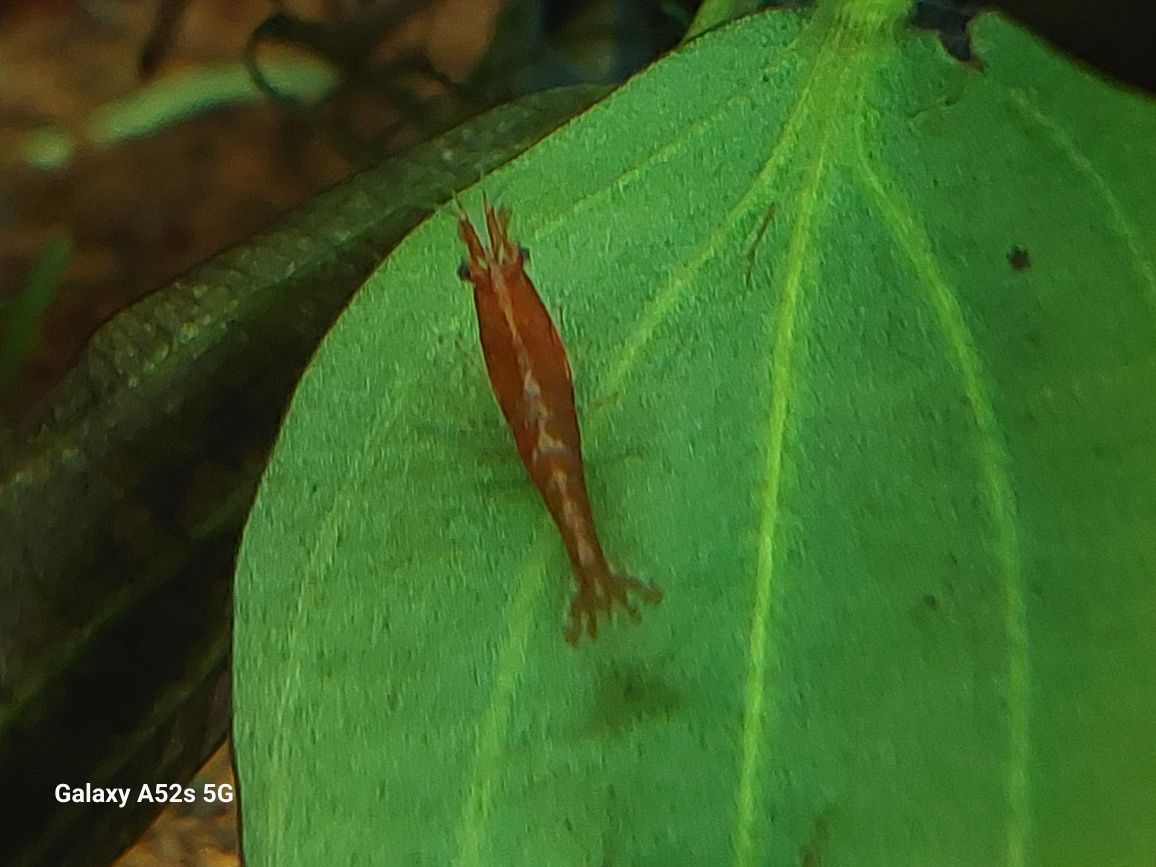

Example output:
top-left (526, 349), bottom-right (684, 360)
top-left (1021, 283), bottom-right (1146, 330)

top-left (235, 7), bottom-right (1156, 866)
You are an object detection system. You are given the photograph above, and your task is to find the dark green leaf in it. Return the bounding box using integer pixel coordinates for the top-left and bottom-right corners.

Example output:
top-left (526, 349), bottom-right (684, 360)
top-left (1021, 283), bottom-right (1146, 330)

top-left (0, 234), bottom-right (71, 395)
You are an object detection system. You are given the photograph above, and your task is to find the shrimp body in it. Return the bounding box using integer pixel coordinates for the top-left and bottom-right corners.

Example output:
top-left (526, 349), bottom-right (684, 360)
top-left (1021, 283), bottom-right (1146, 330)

top-left (456, 199), bottom-right (661, 644)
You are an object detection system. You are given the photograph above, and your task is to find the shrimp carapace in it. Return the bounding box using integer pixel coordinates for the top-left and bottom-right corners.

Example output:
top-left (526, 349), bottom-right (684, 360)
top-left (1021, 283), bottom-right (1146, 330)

top-left (456, 198), bottom-right (662, 644)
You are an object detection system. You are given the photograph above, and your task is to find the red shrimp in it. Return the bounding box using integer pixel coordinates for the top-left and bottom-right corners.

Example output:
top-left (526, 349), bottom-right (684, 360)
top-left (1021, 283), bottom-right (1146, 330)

top-left (456, 197), bottom-right (661, 644)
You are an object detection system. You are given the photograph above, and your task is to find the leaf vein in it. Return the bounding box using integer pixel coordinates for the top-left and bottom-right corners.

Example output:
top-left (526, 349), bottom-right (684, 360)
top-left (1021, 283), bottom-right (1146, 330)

top-left (731, 24), bottom-right (854, 867)
top-left (1003, 86), bottom-right (1156, 315)
top-left (854, 128), bottom-right (1031, 867)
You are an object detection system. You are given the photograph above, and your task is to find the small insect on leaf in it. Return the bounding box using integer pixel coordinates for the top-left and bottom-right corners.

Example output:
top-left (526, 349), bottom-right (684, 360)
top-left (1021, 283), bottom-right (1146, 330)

top-left (455, 197), bottom-right (662, 645)
top-left (745, 201), bottom-right (777, 283)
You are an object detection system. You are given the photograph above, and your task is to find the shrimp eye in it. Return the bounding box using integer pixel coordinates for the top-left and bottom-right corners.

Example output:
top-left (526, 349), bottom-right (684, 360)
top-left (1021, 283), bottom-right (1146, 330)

top-left (518, 246), bottom-right (531, 263)
top-left (457, 262), bottom-right (471, 281)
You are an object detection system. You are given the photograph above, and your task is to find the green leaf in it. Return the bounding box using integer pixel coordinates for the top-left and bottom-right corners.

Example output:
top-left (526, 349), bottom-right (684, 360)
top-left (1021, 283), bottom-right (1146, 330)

top-left (0, 233), bottom-right (71, 394)
top-left (235, 6), bottom-right (1156, 867)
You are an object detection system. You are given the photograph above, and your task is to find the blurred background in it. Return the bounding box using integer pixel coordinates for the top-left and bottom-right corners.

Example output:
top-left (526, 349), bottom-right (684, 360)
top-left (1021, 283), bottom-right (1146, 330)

top-left (0, 0), bottom-right (702, 425)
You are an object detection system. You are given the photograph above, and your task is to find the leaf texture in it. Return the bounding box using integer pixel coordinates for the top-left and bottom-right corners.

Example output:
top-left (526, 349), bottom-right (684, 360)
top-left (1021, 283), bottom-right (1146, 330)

top-left (235, 7), bottom-right (1156, 866)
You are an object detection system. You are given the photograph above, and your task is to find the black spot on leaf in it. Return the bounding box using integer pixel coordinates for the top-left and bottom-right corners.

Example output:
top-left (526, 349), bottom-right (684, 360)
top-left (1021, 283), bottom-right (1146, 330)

top-left (1008, 246), bottom-right (1032, 270)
